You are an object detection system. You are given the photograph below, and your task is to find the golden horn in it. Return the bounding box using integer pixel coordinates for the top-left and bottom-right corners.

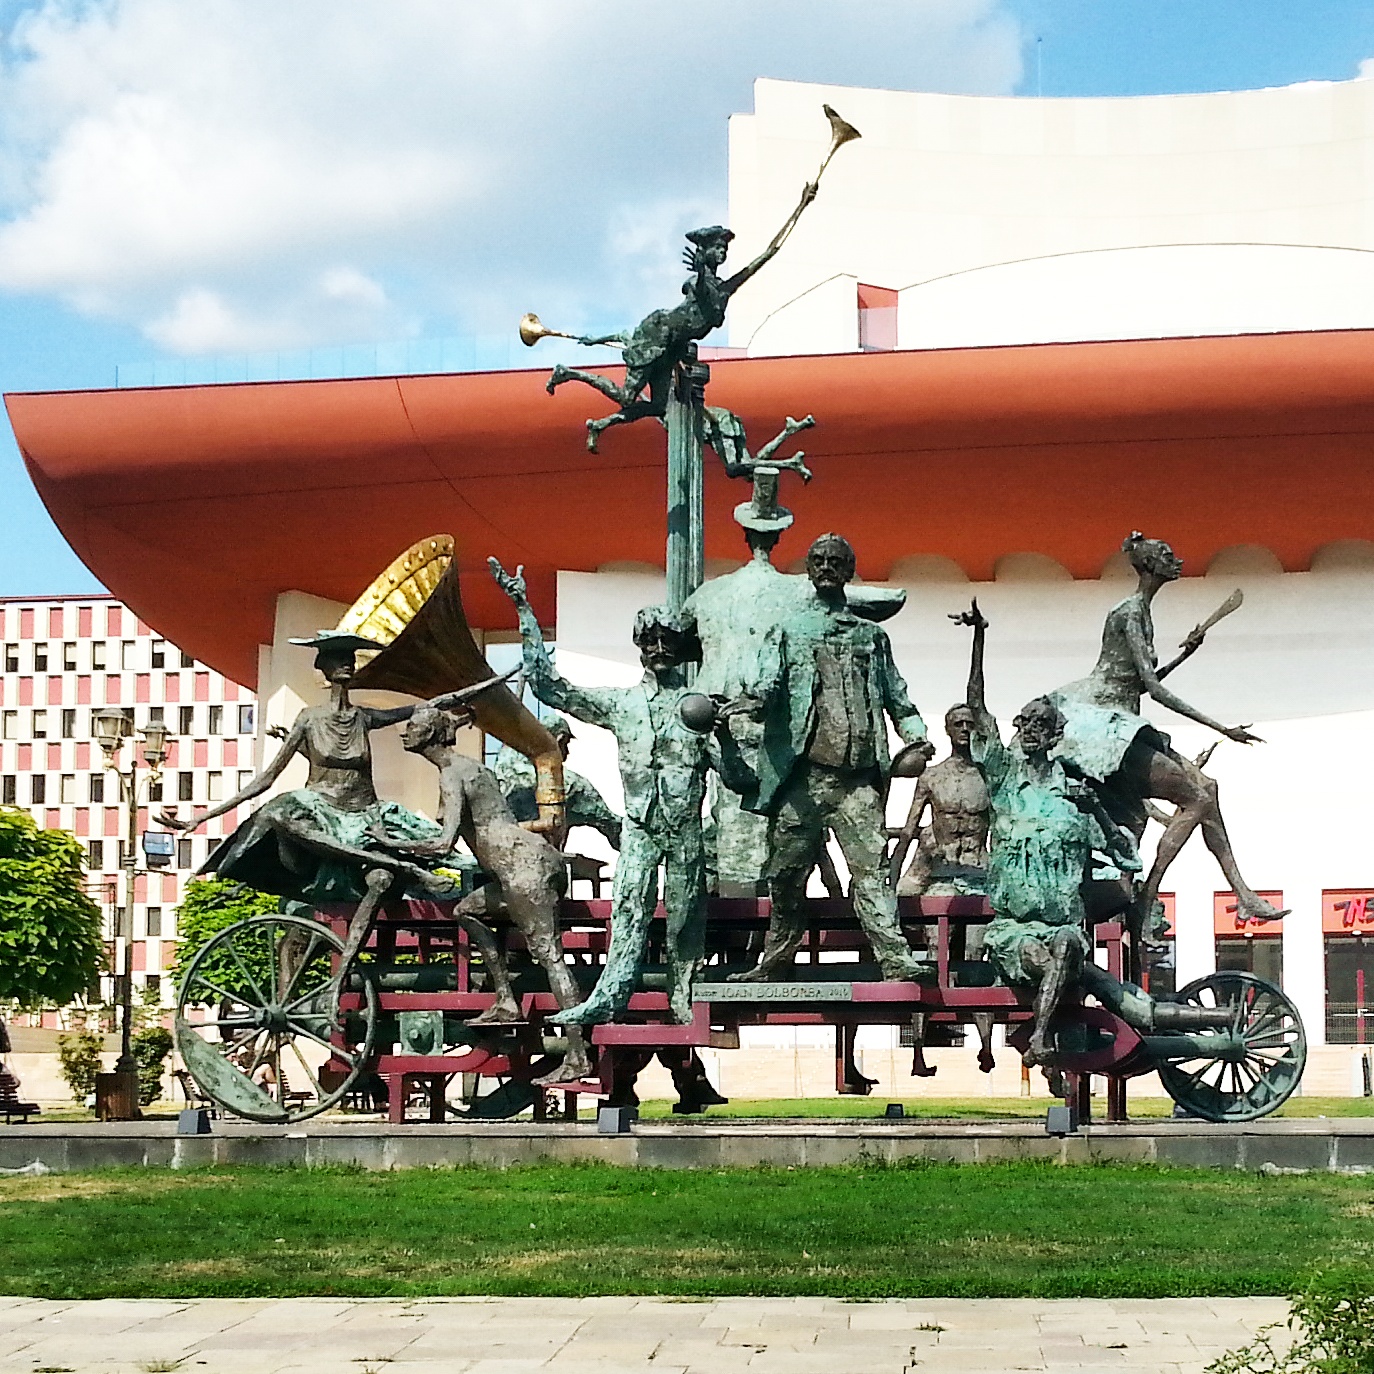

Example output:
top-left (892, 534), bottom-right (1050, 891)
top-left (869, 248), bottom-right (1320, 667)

top-left (816, 104), bottom-right (862, 179)
top-left (519, 312), bottom-right (577, 347)
top-left (336, 536), bottom-right (565, 835)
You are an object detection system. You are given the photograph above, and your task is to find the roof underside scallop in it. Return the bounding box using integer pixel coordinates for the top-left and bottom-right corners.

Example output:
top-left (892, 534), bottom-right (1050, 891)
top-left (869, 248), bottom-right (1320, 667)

top-left (8, 328), bottom-right (1374, 689)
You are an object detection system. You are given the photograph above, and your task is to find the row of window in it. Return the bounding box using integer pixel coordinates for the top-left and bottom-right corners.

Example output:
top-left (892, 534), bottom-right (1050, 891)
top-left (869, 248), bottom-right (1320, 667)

top-left (2, 703), bottom-right (254, 739)
top-left (5, 768), bottom-right (255, 805)
top-left (3, 640), bottom-right (193, 674)
top-left (107, 905), bottom-right (170, 938)
top-left (86, 837), bottom-right (202, 872)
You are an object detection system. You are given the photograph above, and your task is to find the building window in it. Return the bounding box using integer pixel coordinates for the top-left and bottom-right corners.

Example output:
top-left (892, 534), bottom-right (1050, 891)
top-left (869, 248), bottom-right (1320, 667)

top-left (238, 769), bottom-right (254, 793)
top-left (31, 709), bottom-right (46, 739)
top-left (91, 642), bottom-right (106, 671)
top-left (90, 773), bottom-right (106, 803)
top-left (61, 708), bottom-right (76, 738)
top-left (145, 907), bottom-right (162, 938)
top-left (178, 706), bottom-right (194, 735)
top-left (207, 771), bottom-right (223, 801)
top-left (144, 973), bottom-right (162, 999)
top-left (59, 774), bottom-right (76, 804)
top-left (207, 704), bottom-right (222, 735)
top-left (151, 640), bottom-right (166, 669)
top-left (1, 711), bottom-right (15, 739)
top-left (178, 771), bottom-right (194, 802)
top-left (181, 650), bottom-right (194, 669)
top-left (117, 839), bottom-right (131, 868)
top-left (62, 641), bottom-right (77, 671)
top-left (87, 839), bottom-right (104, 869)
top-left (2, 644), bottom-right (16, 672)
top-left (147, 775), bottom-right (163, 802)
top-left (177, 837), bottom-right (193, 869)
top-left (238, 704), bottom-right (255, 735)
top-left (30, 775), bottom-right (45, 804)
top-left (147, 705), bottom-right (163, 724)
top-left (1325, 935), bottom-right (1374, 1044)
top-left (33, 643), bottom-right (47, 672)
top-left (120, 641), bottom-right (135, 670)
top-left (857, 282), bottom-right (899, 352)
top-left (1215, 935), bottom-right (1283, 987)
top-left (1, 776), bottom-right (14, 805)
top-left (114, 906), bottom-right (130, 938)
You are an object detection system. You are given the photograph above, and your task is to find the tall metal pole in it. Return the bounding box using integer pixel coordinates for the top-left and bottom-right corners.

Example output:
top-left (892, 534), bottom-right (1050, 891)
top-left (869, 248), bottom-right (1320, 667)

top-left (114, 760), bottom-right (138, 1079)
top-left (665, 351), bottom-right (706, 614)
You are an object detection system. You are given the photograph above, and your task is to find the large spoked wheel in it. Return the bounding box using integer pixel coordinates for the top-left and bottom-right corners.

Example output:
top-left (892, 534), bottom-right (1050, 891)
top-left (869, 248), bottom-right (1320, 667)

top-left (175, 913), bottom-right (378, 1124)
top-left (1157, 971), bottom-right (1306, 1122)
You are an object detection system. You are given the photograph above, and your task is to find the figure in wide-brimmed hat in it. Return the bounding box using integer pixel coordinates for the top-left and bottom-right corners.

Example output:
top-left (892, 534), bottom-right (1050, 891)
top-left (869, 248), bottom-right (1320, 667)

top-left (160, 630), bottom-right (506, 1009)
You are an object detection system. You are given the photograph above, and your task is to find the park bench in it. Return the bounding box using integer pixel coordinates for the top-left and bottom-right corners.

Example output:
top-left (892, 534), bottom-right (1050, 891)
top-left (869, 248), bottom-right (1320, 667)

top-left (0, 1067), bottom-right (39, 1124)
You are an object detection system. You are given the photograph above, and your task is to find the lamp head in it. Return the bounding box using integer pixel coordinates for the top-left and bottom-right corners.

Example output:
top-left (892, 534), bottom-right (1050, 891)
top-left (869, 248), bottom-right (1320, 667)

top-left (140, 719), bottom-right (170, 770)
top-left (93, 706), bottom-right (133, 759)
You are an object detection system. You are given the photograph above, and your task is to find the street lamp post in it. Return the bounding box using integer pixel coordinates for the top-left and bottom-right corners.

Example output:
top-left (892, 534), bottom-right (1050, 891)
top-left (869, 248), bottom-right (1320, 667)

top-left (92, 706), bottom-right (169, 1117)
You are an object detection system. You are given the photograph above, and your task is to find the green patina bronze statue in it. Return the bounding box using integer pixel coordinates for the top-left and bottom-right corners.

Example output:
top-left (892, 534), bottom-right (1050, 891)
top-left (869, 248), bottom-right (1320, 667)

top-left (491, 557), bottom-right (739, 1024)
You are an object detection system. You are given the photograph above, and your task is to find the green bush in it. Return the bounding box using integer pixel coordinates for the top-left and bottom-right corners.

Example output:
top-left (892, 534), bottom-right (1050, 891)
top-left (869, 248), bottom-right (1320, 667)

top-left (172, 878), bottom-right (280, 1001)
top-left (131, 1026), bottom-right (174, 1107)
top-left (1208, 1270), bottom-right (1374, 1373)
top-left (55, 1028), bottom-right (104, 1105)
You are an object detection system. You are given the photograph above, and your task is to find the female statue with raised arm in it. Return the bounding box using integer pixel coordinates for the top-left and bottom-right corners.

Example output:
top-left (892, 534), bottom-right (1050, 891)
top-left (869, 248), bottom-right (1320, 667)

top-left (1050, 532), bottom-right (1285, 928)
top-left (160, 630), bottom-right (492, 997)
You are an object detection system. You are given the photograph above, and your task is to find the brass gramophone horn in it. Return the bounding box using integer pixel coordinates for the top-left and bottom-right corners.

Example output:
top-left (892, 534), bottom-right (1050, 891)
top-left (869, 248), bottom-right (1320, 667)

top-left (518, 312), bottom-right (578, 347)
top-left (335, 535), bottom-right (565, 835)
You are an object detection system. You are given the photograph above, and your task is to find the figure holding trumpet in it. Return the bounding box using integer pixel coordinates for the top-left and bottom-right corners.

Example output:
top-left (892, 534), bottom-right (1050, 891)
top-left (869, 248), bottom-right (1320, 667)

top-left (523, 105), bottom-right (861, 452)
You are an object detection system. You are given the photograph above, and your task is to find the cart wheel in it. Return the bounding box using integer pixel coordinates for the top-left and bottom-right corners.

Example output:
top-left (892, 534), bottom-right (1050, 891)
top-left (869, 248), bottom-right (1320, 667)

top-left (175, 912), bottom-right (377, 1124)
top-left (1157, 971), bottom-right (1306, 1122)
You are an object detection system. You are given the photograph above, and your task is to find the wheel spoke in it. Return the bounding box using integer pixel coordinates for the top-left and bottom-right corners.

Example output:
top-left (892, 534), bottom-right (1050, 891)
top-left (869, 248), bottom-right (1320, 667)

top-left (191, 974), bottom-right (258, 1010)
top-left (284, 979), bottom-right (335, 1015)
top-left (287, 1038), bottom-right (325, 1100)
top-left (287, 1019), bottom-right (359, 1065)
top-left (223, 932), bottom-right (272, 1008)
top-left (281, 930), bottom-right (325, 1006)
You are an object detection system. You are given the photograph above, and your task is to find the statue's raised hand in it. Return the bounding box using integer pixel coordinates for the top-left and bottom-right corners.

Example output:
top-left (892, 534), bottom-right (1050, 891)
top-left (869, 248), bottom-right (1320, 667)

top-left (1224, 724), bottom-right (1263, 746)
top-left (948, 597), bottom-right (988, 631)
top-left (488, 557), bottom-right (528, 606)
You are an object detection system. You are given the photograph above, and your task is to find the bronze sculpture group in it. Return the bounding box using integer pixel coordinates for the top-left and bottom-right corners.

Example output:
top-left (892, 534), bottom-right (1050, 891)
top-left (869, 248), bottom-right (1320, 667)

top-left (167, 104), bottom-right (1298, 1116)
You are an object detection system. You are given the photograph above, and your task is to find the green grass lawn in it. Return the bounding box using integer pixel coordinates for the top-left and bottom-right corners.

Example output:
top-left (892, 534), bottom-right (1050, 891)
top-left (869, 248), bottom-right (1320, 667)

top-left (1, 1163), bottom-right (1370, 1300)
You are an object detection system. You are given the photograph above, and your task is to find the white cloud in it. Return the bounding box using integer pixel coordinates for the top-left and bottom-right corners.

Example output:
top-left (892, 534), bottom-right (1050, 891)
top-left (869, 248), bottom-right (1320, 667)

top-left (0, 0), bottom-right (1023, 354)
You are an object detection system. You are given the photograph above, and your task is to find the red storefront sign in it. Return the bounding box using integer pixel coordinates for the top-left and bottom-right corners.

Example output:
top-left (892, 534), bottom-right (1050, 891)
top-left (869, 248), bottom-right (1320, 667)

top-left (1213, 891), bottom-right (1284, 936)
top-left (1323, 890), bottom-right (1374, 935)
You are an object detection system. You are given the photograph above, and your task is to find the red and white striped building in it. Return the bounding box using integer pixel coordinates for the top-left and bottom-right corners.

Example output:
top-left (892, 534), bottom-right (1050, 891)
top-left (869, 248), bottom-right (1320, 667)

top-left (0, 594), bottom-right (256, 1013)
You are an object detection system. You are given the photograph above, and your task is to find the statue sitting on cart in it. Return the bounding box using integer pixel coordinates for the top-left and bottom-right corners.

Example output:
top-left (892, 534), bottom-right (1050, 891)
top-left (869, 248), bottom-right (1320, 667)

top-left (956, 601), bottom-right (1245, 1067)
top-left (378, 704), bottom-right (592, 1086)
top-left (161, 631), bottom-right (502, 1010)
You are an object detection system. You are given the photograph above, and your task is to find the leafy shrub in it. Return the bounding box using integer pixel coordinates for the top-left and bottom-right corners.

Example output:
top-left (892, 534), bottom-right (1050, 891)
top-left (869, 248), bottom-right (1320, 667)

top-left (131, 1026), bottom-right (174, 1106)
top-left (172, 878), bottom-right (280, 1002)
top-left (1208, 1270), bottom-right (1374, 1373)
top-left (0, 809), bottom-right (104, 1008)
top-left (56, 1028), bottom-right (105, 1104)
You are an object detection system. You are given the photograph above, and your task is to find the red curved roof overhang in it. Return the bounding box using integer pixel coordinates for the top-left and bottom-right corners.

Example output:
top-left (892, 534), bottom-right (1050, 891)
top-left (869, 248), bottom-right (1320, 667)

top-left (8, 328), bottom-right (1374, 688)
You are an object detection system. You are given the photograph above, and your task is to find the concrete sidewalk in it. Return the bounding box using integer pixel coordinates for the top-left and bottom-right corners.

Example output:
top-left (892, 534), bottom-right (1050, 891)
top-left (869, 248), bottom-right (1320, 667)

top-left (0, 1295), bottom-right (1289, 1373)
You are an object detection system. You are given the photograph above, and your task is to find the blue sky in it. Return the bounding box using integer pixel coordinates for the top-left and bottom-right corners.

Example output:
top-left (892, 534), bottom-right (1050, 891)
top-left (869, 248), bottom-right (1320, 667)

top-left (2, 0), bottom-right (1373, 597)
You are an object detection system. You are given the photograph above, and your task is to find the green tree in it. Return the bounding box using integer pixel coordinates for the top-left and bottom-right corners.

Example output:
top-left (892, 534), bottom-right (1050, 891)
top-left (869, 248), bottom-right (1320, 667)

top-left (0, 808), bottom-right (104, 1008)
top-left (172, 878), bottom-right (280, 1001)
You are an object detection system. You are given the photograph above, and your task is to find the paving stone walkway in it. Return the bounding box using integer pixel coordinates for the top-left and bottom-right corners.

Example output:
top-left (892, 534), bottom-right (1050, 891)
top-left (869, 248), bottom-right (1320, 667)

top-left (0, 1295), bottom-right (1290, 1373)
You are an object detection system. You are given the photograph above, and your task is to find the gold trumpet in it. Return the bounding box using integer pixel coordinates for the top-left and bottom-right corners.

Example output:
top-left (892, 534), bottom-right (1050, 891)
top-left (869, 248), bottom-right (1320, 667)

top-left (518, 313), bottom-right (579, 348)
top-left (817, 104), bottom-right (862, 181)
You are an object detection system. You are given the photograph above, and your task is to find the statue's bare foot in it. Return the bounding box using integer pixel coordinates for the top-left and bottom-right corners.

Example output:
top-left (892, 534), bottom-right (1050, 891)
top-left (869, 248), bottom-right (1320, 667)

top-left (584, 421), bottom-right (601, 453)
top-left (1238, 894), bottom-right (1290, 924)
top-left (533, 1054), bottom-right (592, 1087)
top-left (546, 365), bottom-right (566, 396)
top-left (468, 1000), bottom-right (522, 1026)
top-left (977, 1045), bottom-right (996, 1074)
top-left (1023, 1041), bottom-right (1054, 1068)
top-left (726, 963), bottom-right (776, 984)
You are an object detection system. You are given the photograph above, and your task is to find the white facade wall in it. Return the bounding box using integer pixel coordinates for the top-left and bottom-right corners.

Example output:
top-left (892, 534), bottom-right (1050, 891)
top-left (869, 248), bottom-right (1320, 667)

top-left (0, 595), bottom-right (257, 1017)
top-left (727, 76), bottom-right (1374, 354)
